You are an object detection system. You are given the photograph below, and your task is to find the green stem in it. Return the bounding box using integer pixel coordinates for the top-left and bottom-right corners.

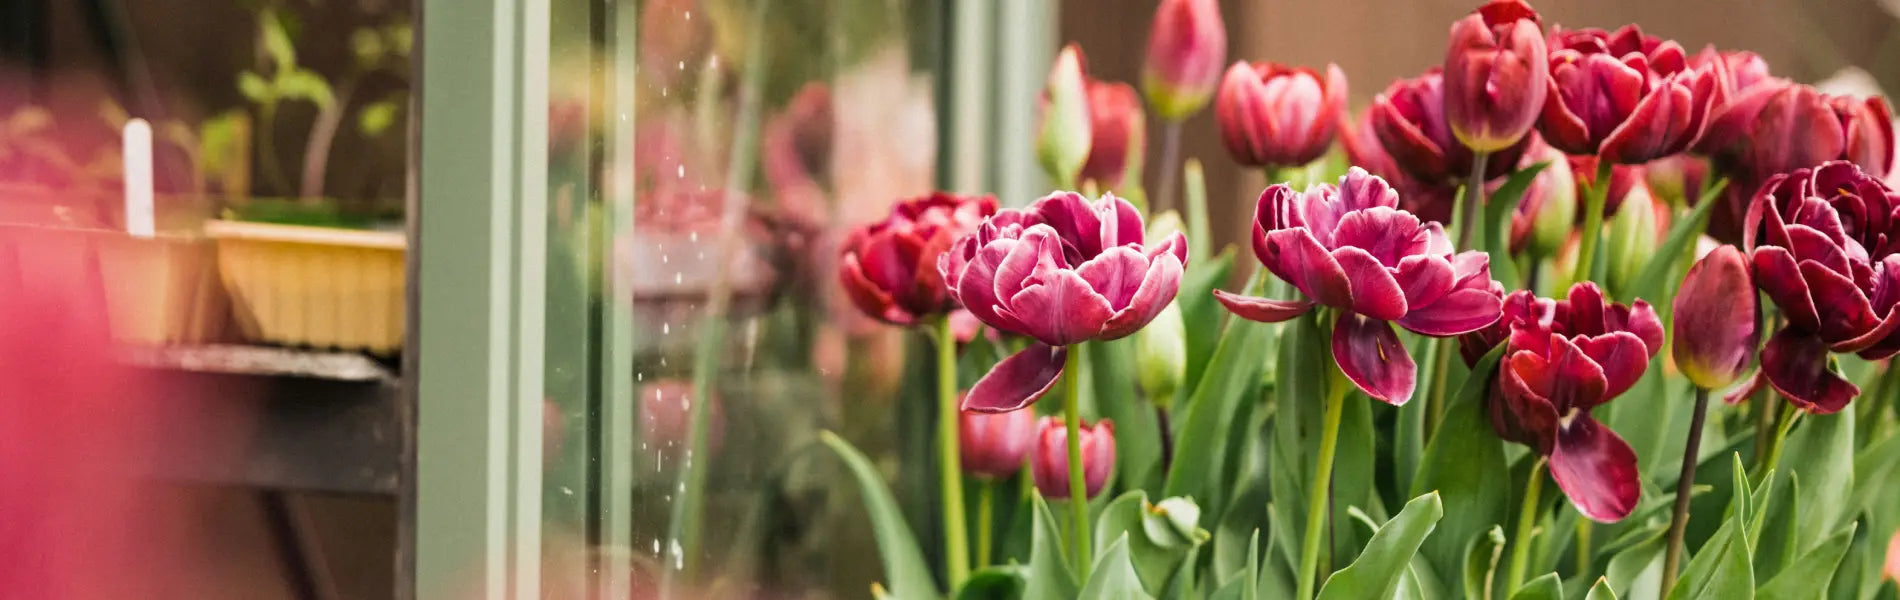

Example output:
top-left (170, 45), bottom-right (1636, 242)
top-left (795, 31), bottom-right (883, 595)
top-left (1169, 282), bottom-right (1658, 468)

top-left (1457, 150), bottom-right (1491, 250)
top-left (1062, 344), bottom-right (1093, 577)
top-left (1296, 345), bottom-right (1351, 600)
top-left (937, 316), bottom-right (970, 587)
top-left (1572, 159), bottom-right (1615, 286)
top-left (1575, 519), bottom-right (1592, 575)
top-left (1504, 457), bottom-right (1547, 595)
top-left (1184, 160), bottom-right (1210, 263)
top-left (1759, 402), bottom-right (1801, 481)
top-left (1424, 337), bottom-right (1453, 436)
top-left (1661, 387), bottom-right (1712, 595)
top-left (975, 481), bottom-right (995, 568)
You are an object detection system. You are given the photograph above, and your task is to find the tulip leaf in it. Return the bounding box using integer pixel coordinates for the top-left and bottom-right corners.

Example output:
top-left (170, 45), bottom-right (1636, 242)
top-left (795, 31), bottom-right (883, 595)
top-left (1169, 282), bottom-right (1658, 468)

top-left (1080, 535), bottom-right (1156, 600)
top-left (818, 431), bottom-right (941, 600)
top-left (1586, 578), bottom-right (1620, 600)
top-left (1163, 272), bottom-right (1275, 522)
top-left (1316, 492), bottom-right (1446, 600)
top-left (1755, 523), bottom-right (1855, 600)
top-left (1024, 494), bottom-right (1080, 600)
top-left (1465, 526), bottom-right (1508, 600)
top-left (954, 566), bottom-right (1026, 600)
top-left (1177, 248), bottom-right (1237, 401)
top-left (1213, 480), bottom-right (1271, 580)
top-left (1664, 455), bottom-right (1755, 600)
top-left (1848, 432), bottom-right (1900, 525)
top-left (1603, 531), bottom-right (1664, 600)
top-left (1777, 410), bottom-right (1854, 553)
top-left (1210, 529), bottom-right (1261, 600)
top-left (1510, 572), bottom-right (1565, 600)
top-left (1093, 491), bottom-right (1201, 595)
top-left (1752, 472), bottom-right (1799, 582)
top-left (1268, 313), bottom-right (1327, 566)
top-left (1411, 344), bottom-right (1510, 597)
top-left (1091, 338), bottom-right (1163, 495)
top-left (1482, 161), bottom-right (1551, 289)
top-left (1629, 179), bottom-right (1724, 311)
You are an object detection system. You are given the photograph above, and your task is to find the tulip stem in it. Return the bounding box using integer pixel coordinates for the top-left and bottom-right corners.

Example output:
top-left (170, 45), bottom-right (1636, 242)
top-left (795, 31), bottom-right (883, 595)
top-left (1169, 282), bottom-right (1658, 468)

top-left (1457, 150), bottom-right (1490, 249)
top-left (1156, 405), bottom-right (1174, 470)
top-left (1063, 343), bottom-right (1093, 578)
top-left (1572, 158), bottom-right (1615, 286)
top-left (936, 316), bottom-right (971, 587)
top-left (975, 481), bottom-right (995, 568)
top-left (1504, 456), bottom-right (1547, 595)
top-left (1661, 386), bottom-right (1711, 596)
top-left (1759, 402), bottom-right (1801, 482)
top-left (1424, 337), bottom-right (1452, 436)
top-left (1296, 354), bottom-right (1351, 600)
top-left (1156, 120), bottom-right (1185, 214)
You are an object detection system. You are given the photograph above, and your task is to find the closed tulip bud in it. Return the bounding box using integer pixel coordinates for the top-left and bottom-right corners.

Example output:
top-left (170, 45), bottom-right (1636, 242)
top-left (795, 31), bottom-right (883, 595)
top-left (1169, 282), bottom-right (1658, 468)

top-left (1031, 416), bottom-right (1115, 500)
top-left (1671, 245), bottom-right (1758, 390)
top-left (1444, 0), bottom-right (1548, 152)
top-left (1080, 79), bottom-right (1147, 192)
top-left (1142, 0), bottom-right (1227, 121)
top-left (1136, 301), bottom-right (1187, 406)
top-left (1644, 154), bottom-right (1709, 207)
top-left (1216, 61), bottom-right (1347, 169)
top-left (959, 407), bottom-right (1037, 479)
top-left (1511, 142), bottom-right (1578, 259)
top-left (1605, 181), bottom-right (1661, 293)
top-left (1039, 44), bottom-right (1094, 186)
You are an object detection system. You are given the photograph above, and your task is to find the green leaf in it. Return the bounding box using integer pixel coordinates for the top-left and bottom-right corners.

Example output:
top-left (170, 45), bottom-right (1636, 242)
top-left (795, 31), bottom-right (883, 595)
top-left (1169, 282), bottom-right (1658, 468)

top-left (1177, 248), bottom-right (1237, 401)
top-left (1629, 179), bottom-right (1723, 312)
top-left (1752, 472), bottom-right (1798, 581)
top-left (1025, 494), bottom-right (1080, 600)
top-left (1756, 523), bottom-right (1855, 600)
top-left (1317, 492), bottom-right (1446, 600)
top-left (1092, 338), bottom-right (1162, 495)
top-left (1093, 491), bottom-right (1200, 595)
top-left (1144, 497), bottom-right (1206, 549)
top-left (1161, 545), bottom-right (1203, 599)
top-left (1163, 272), bottom-right (1275, 520)
top-left (1412, 344), bottom-right (1510, 597)
top-left (1080, 535), bottom-right (1157, 600)
top-left (1586, 578), bottom-right (1620, 600)
top-left (1665, 454), bottom-right (1756, 600)
top-left (1604, 533), bottom-right (1664, 600)
top-left (259, 9), bottom-right (297, 73)
top-left (358, 99), bottom-right (401, 137)
top-left (1465, 526), bottom-right (1508, 600)
top-left (1211, 529), bottom-right (1261, 600)
top-left (1269, 314), bottom-right (1327, 567)
top-left (1213, 482), bottom-right (1270, 579)
top-left (238, 71), bottom-right (273, 104)
top-left (1481, 161), bottom-right (1551, 288)
top-left (1779, 410), bottom-right (1854, 552)
top-left (955, 566), bottom-right (1026, 600)
top-left (1510, 572), bottom-right (1564, 600)
top-left (1847, 431), bottom-right (1900, 529)
top-left (275, 68), bottom-right (337, 110)
top-left (818, 431), bottom-right (941, 599)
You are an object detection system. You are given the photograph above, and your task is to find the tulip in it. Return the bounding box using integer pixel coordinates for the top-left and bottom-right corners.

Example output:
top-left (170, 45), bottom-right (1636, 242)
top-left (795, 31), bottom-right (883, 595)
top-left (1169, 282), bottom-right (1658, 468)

top-left (959, 407), bottom-right (1037, 479)
top-left (1834, 94), bottom-right (1896, 180)
top-left (1743, 161), bottom-right (1900, 413)
top-left (1443, 0), bottom-right (1548, 152)
top-left (1539, 25), bottom-right (1723, 164)
top-left (1216, 61), bottom-right (1347, 170)
top-left (1692, 46), bottom-right (1771, 98)
top-left (1369, 69), bottom-right (1529, 186)
top-left (1484, 282), bottom-right (1662, 522)
top-left (1604, 180), bottom-right (1662, 293)
top-left (1568, 155), bottom-right (1643, 217)
top-left (1039, 44), bottom-right (1093, 187)
top-left (1341, 107), bottom-right (1459, 224)
top-left (1510, 141), bottom-right (1578, 259)
top-left (1697, 81), bottom-right (1894, 244)
top-left (838, 192), bottom-right (999, 326)
top-left (1142, 0), bottom-right (1227, 121)
top-left (1080, 79), bottom-right (1147, 192)
top-left (944, 191), bottom-right (1188, 412)
top-left (1136, 301), bottom-right (1188, 406)
top-left (1031, 416), bottom-right (1115, 500)
top-left (1672, 245), bottom-right (1759, 390)
top-left (1213, 168), bottom-right (1506, 404)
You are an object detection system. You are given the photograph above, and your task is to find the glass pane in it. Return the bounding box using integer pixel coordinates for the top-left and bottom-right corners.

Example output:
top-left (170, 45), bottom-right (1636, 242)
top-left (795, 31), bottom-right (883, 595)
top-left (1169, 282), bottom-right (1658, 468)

top-left (541, 0), bottom-right (945, 596)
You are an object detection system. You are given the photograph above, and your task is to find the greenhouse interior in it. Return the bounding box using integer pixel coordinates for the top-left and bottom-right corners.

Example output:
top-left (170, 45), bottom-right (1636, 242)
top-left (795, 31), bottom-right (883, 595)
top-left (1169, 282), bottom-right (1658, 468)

top-left (1, 0), bottom-right (1899, 598)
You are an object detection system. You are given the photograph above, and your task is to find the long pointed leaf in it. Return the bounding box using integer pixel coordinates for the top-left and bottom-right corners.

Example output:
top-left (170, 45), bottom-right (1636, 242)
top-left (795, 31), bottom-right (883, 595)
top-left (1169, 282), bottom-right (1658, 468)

top-left (1756, 523), bottom-right (1855, 600)
top-left (820, 431), bottom-right (941, 599)
top-left (1317, 492), bottom-right (1447, 600)
top-left (1413, 345), bottom-right (1510, 597)
top-left (1080, 535), bottom-right (1156, 600)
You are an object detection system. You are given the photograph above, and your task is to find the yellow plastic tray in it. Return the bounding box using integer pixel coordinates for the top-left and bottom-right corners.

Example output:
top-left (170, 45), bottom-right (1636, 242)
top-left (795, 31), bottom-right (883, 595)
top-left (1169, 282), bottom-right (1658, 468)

top-left (206, 220), bottom-right (405, 355)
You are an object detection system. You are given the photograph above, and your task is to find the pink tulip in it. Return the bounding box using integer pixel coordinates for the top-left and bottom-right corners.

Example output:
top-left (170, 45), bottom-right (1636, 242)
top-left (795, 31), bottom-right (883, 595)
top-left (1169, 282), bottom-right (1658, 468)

top-left (838, 192), bottom-right (998, 326)
top-left (1141, 0), bottom-right (1227, 120)
top-left (1215, 61), bottom-right (1347, 169)
top-left (1444, 0), bottom-right (1549, 152)
top-left (1030, 416), bottom-right (1115, 500)
top-left (959, 407), bottom-right (1037, 479)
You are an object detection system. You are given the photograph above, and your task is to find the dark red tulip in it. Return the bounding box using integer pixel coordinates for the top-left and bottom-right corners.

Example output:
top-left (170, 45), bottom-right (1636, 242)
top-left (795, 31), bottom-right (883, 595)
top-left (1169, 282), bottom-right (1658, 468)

top-left (1216, 61), bottom-right (1347, 169)
top-left (1672, 245), bottom-right (1759, 390)
top-left (1443, 0), bottom-right (1549, 152)
top-left (1835, 94), bottom-right (1896, 180)
top-left (1142, 0), bottom-right (1227, 120)
top-left (1697, 81), bottom-right (1893, 244)
top-left (1214, 168), bottom-right (1506, 404)
top-left (959, 406), bottom-right (1037, 479)
top-left (944, 192), bottom-right (1188, 413)
top-left (1692, 46), bottom-right (1771, 97)
top-left (1370, 69), bottom-right (1529, 186)
top-left (1031, 416), bottom-right (1115, 500)
top-left (1742, 161), bottom-right (1900, 413)
top-left (1080, 79), bottom-right (1147, 191)
top-left (1481, 282), bottom-right (1661, 522)
top-left (1539, 25), bottom-right (1723, 164)
top-left (839, 192), bottom-right (998, 326)
top-left (1341, 107), bottom-right (1459, 224)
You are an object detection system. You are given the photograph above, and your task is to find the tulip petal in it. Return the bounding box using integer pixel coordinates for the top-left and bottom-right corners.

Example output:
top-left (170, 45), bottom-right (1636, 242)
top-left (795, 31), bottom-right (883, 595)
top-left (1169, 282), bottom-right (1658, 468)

top-left (1099, 245), bottom-right (1186, 340)
top-left (1796, 260), bottom-right (1882, 351)
top-left (963, 344), bottom-right (1069, 413)
top-left (1009, 268), bottom-right (1117, 346)
top-left (1331, 207), bottom-right (1427, 267)
top-left (957, 241), bottom-right (1028, 334)
top-left (1599, 75), bottom-right (1693, 163)
top-left (1539, 334), bottom-right (1611, 412)
top-left (839, 252), bottom-right (909, 325)
top-left (1783, 224), bottom-right (1853, 275)
top-left (1332, 312), bottom-right (1417, 405)
top-left (1333, 246), bottom-right (1408, 321)
top-left (1213, 289), bottom-right (1314, 323)
top-left (1076, 246), bottom-right (1151, 311)
top-left (1574, 332), bottom-right (1651, 403)
top-left (1394, 254), bottom-right (1454, 308)
top-left (1034, 192), bottom-right (1106, 258)
top-left (1265, 228), bottom-right (1352, 308)
top-left (1760, 327), bottom-right (1860, 414)
top-left (1399, 288), bottom-right (1505, 336)
top-left (1549, 415), bottom-right (1641, 522)
top-left (1751, 246), bottom-right (1822, 332)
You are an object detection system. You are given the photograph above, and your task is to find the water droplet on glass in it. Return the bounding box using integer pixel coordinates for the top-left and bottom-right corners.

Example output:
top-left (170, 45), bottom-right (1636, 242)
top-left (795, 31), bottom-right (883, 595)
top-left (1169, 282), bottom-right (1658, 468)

top-left (674, 272), bottom-right (683, 284)
top-left (676, 165), bottom-right (685, 178)
top-left (662, 323), bottom-right (671, 335)
top-left (689, 231), bottom-right (698, 242)
top-left (677, 60), bottom-right (685, 71)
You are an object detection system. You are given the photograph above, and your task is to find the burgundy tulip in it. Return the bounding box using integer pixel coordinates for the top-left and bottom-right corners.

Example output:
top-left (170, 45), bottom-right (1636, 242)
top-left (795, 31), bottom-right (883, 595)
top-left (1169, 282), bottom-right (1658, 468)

top-left (1342, 107), bottom-right (1459, 224)
top-left (1030, 416), bottom-right (1115, 500)
top-left (1480, 282), bottom-right (1662, 522)
top-left (1539, 25), bottom-right (1723, 164)
top-left (1742, 161), bottom-right (1900, 413)
top-left (1692, 46), bottom-right (1771, 98)
top-left (1080, 79), bottom-right (1148, 191)
top-left (1443, 0), bottom-right (1549, 152)
top-left (1142, 0), bottom-right (1227, 121)
top-left (1369, 69), bottom-right (1529, 186)
top-left (944, 192), bottom-right (1189, 412)
top-left (1216, 61), bottom-right (1347, 169)
top-left (1214, 168), bottom-right (1506, 404)
top-left (1835, 94), bottom-right (1896, 180)
top-left (1697, 81), bottom-right (1893, 244)
top-left (839, 192), bottom-right (999, 326)
top-left (959, 406), bottom-right (1037, 479)
top-left (1672, 245), bottom-right (1759, 390)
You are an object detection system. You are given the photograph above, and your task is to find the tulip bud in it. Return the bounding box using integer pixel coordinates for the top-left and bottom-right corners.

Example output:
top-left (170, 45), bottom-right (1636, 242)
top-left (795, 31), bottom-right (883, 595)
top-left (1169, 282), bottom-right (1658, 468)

top-left (1031, 416), bottom-right (1115, 500)
top-left (1605, 181), bottom-right (1661, 293)
top-left (1511, 142), bottom-right (1577, 259)
top-left (1146, 209), bottom-right (1186, 242)
top-left (959, 407), bottom-right (1037, 479)
top-left (1039, 44), bottom-right (1093, 187)
top-left (1142, 0), bottom-right (1227, 121)
top-left (1136, 301), bottom-right (1187, 406)
top-left (1080, 80), bottom-right (1147, 192)
top-left (1644, 154), bottom-right (1709, 208)
top-left (1443, 0), bottom-right (1548, 152)
top-left (1216, 61), bottom-right (1347, 169)
top-left (1671, 245), bottom-right (1758, 390)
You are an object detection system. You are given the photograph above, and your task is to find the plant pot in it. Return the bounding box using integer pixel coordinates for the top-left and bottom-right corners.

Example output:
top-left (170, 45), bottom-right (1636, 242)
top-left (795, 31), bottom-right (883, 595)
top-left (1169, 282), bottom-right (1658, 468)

top-left (206, 220), bottom-right (405, 354)
top-left (0, 223), bottom-right (229, 345)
